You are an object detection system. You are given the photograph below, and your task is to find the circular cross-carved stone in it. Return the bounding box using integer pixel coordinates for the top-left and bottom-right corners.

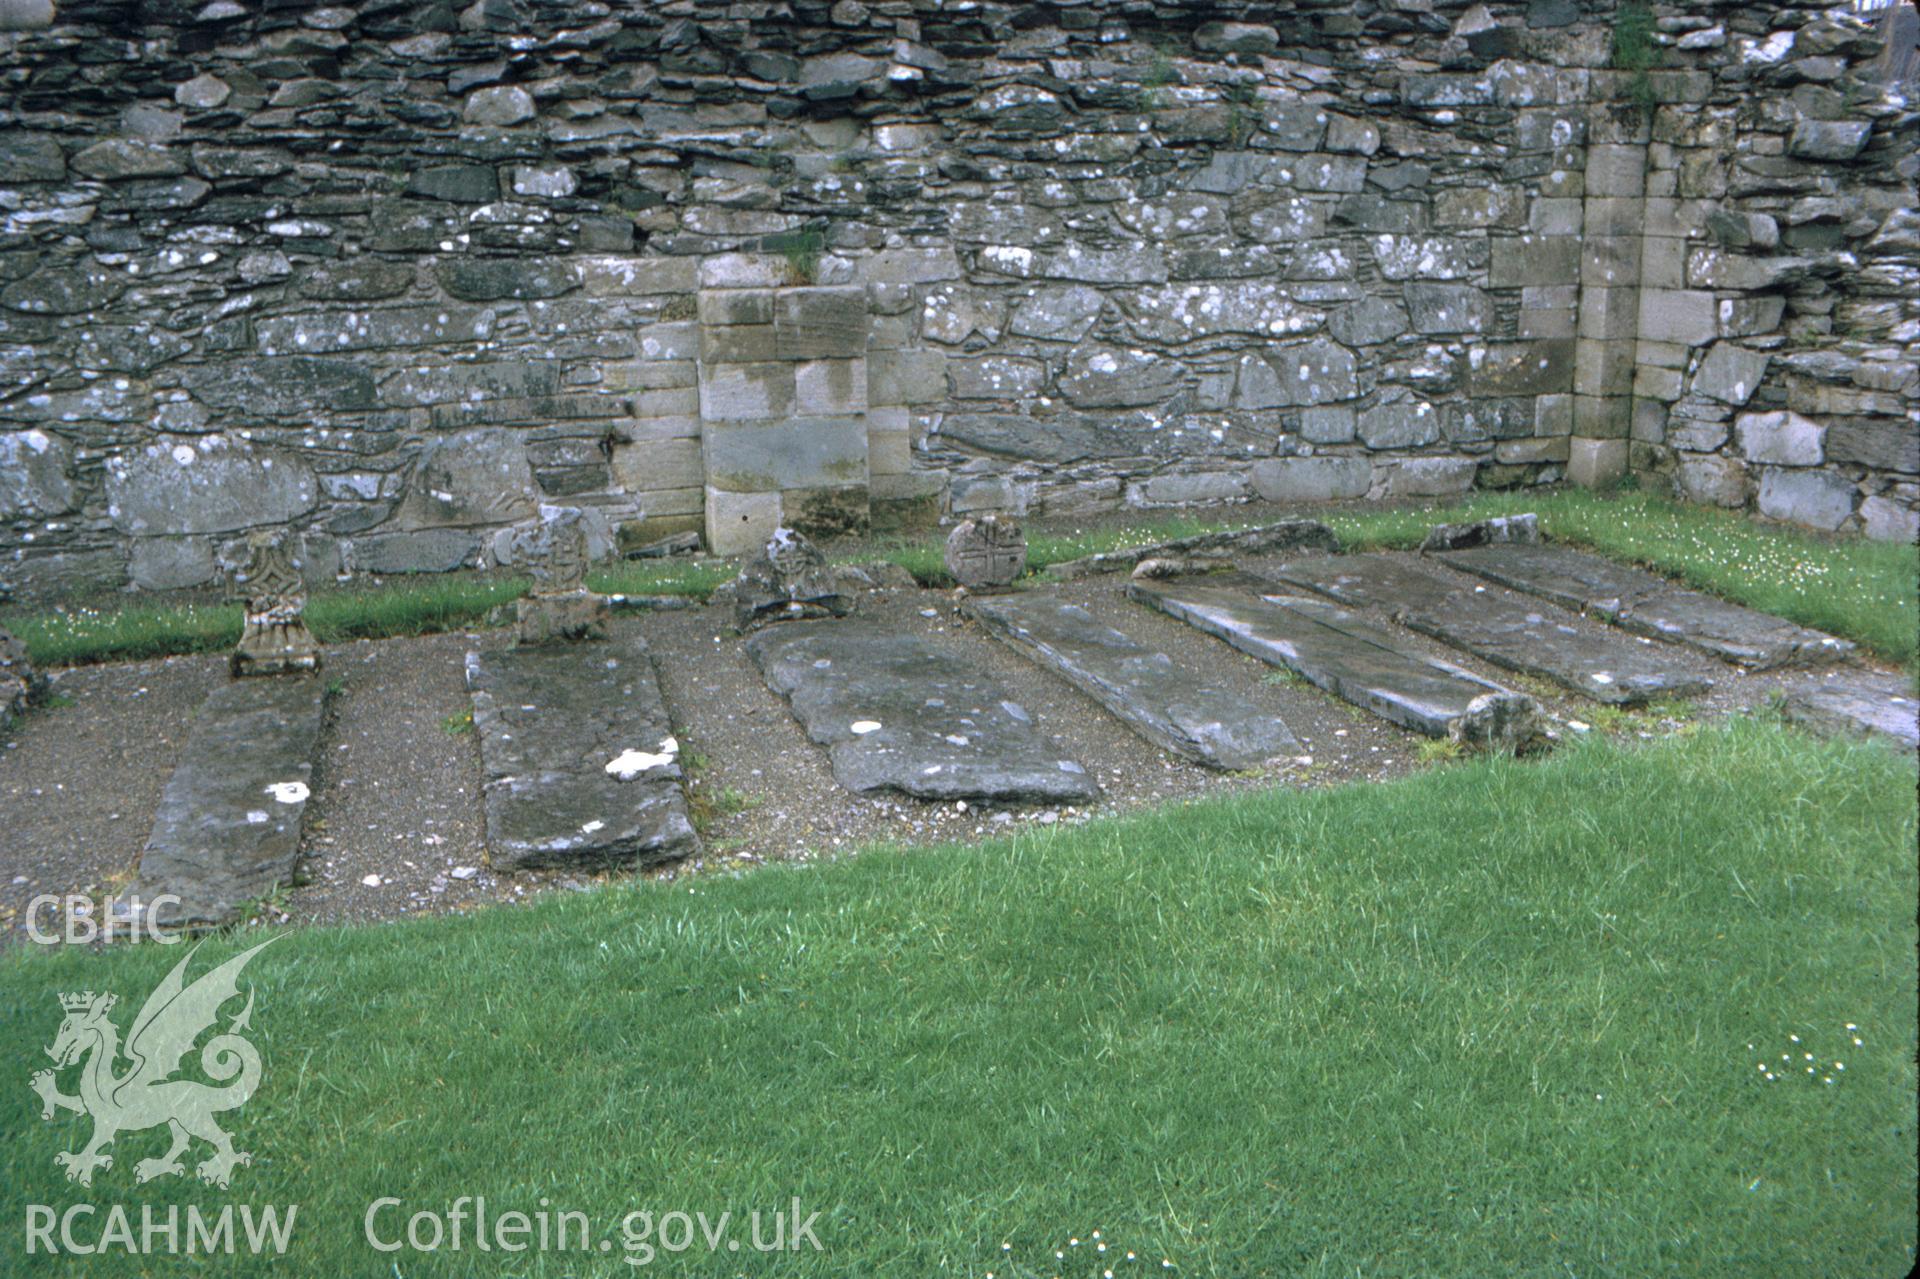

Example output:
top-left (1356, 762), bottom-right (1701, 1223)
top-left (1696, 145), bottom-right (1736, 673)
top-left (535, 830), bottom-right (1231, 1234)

top-left (944, 515), bottom-right (1027, 592)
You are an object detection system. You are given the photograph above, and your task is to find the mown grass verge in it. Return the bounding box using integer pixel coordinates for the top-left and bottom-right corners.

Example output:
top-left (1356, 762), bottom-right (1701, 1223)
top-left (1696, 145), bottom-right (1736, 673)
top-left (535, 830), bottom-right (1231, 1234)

top-left (1, 560), bottom-right (734, 668)
top-left (1, 717), bottom-right (1913, 1276)
top-left (6, 489), bottom-right (1914, 669)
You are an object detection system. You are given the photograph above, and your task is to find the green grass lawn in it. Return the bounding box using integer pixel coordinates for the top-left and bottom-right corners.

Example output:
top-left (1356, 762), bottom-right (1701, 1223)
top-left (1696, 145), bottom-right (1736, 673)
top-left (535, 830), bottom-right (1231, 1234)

top-left (3, 717), bottom-right (1913, 1277)
top-left (0, 561), bottom-right (733, 668)
top-left (10, 487), bottom-right (1910, 671)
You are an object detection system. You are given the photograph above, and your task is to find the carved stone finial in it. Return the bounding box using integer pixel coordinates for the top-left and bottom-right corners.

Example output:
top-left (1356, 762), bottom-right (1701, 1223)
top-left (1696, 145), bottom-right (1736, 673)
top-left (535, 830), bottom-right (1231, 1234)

top-left (231, 528), bottom-right (320, 677)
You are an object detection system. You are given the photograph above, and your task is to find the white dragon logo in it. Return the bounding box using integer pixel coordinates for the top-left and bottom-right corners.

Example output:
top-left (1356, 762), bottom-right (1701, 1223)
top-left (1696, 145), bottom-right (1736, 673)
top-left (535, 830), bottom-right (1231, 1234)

top-left (29, 939), bottom-right (277, 1189)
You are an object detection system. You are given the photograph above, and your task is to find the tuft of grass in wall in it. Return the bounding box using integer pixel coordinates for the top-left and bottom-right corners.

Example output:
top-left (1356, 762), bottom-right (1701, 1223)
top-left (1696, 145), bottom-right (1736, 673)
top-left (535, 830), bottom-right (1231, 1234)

top-left (1142, 46), bottom-right (1179, 90)
top-left (1610, 1), bottom-right (1660, 114)
top-left (1134, 43), bottom-right (1181, 114)
top-left (1220, 80), bottom-right (1260, 144)
top-left (765, 227), bottom-right (826, 285)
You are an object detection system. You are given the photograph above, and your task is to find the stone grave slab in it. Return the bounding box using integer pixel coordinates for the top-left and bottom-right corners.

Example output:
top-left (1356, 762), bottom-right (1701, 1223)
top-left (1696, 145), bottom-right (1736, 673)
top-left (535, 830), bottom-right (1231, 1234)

top-left (1269, 554), bottom-right (1712, 705)
top-left (465, 636), bottom-right (699, 871)
top-left (1128, 573), bottom-right (1539, 748)
top-left (120, 678), bottom-right (330, 930)
top-left (1045, 519), bottom-right (1338, 579)
top-left (744, 621), bottom-right (1101, 803)
top-left (1435, 543), bottom-right (1853, 670)
top-left (1778, 668), bottom-right (1920, 749)
top-left (969, 592), bottom-right (1298, 769)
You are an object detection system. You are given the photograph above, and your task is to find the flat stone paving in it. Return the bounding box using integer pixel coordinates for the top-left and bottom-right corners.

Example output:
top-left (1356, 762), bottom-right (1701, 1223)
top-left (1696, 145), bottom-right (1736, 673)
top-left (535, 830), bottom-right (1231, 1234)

top-left (744, 620), bottom-right (1103, 803)
top-left (1129, 573), bottom-right (1538, 748)
top-left (122, 677), bottom-right (329, 930)
top-left (1268, 554), bottom-right (1713, 706)
top-left (466, 637), bottom-right (700, 872)
top-left (1778, 667), bottom-right (1920, 749)
top-left (969, 591), bottom-right (1298, 769)
top-left (1436, 543), bottom-right (1854, 670)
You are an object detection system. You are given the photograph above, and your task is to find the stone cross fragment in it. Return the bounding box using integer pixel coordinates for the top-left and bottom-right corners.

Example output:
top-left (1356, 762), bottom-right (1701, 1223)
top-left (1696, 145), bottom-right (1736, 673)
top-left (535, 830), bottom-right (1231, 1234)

top-left (943, 514), bottom-right (1027, 592)
top-left (733, 526), bottom-right (852, 632)
top-left (511, 506), bottom-right (609, 645)
top-left (230, 529), bottom-right (321, 677)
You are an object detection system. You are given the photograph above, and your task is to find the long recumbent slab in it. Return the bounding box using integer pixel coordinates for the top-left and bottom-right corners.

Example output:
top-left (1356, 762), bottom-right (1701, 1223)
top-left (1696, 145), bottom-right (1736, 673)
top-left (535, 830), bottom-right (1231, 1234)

top-left (1434, 543), bottom-right (1852, 670)
top-left (1778, 668), bottom-right (1920, 749)
top-left (466, 636), bottom-right (699, 872)
top-left (1268, 554), bottom-right (1711, 705)
top-left (121, 677), bottom-right (330, 931)
top-left (744, 622), bottom-right (1101, 803)
top-left (1128, 573), bottom-right (1539, 749)
top-left (969, 591), bottom-right (1298, 769)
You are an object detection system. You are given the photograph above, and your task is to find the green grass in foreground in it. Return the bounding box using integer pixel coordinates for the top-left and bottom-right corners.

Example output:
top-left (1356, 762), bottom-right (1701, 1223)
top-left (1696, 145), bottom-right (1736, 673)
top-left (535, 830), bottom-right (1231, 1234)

top-left (2, 718), bottom-right (1914, 1276)
top-left (6, 488), bottom-right (1915, 669)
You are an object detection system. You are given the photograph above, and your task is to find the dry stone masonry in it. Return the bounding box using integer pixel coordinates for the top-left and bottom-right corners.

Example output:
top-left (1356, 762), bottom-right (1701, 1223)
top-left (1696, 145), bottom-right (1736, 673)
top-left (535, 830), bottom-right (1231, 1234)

top-left (1, 0), bottom-right (1914, 602)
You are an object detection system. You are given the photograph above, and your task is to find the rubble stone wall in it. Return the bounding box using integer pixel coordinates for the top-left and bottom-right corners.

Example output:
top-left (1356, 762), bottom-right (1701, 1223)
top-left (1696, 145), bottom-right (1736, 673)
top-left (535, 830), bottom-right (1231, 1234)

top-left (1, 0), bottom-right (1912, 599)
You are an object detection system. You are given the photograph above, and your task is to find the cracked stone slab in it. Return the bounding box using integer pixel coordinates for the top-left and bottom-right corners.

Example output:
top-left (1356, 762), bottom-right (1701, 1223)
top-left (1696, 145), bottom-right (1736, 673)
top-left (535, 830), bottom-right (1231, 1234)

top-left (1128, 573), bottom-right (1539, 748)
top-left (969, 592), bottom-right (1298, 769)
top-left (120, 678), bottom-right (330, 931)
top-left (1268, 554), bottom-right (1712, 706)
top-left (466, 637), bottom-right (699, 872)
top-left (1777, 668), bottom-right (1920, 749)
top-left (1434, 543), bottom-right (1854, 670)
top-left (744, 621), bottom-right (1102, 803)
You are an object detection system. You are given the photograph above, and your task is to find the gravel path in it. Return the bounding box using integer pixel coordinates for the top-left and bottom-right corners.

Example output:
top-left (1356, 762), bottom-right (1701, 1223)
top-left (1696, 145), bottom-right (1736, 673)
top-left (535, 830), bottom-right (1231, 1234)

top-left (0, 551), bottom-right (1892, 946)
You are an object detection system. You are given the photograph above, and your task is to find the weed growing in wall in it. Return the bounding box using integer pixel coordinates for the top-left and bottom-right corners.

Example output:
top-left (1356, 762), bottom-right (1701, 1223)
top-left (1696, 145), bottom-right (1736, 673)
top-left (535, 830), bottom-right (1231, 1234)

top-left (1611, 1), bottom-right (1660, 114)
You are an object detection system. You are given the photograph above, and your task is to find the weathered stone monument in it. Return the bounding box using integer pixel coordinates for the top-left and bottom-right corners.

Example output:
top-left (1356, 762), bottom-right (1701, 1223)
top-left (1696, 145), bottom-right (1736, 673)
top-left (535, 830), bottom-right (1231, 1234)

top-left (943, 515), bottom-right (1027, 592)
top-left (511, 506), bottom-right (609, 645)
top-left (733, 527), bottom-right (853, 632)
top-left (230, 529), bottom-right (320, 677)
top-left (125, 528), bottom-right (329, 928)
top-left (969, 592), bottom-right (1299, 769)
top-left (1130, 571), bottom-right (1545, 753)
top-left (1, 623), bottom-right (45, 732)
top-left (468, 510), bottom-right (697, 871)
top-left (746, 621), bottom-right (1103, 804)
top-left (1419, 514), bottom-right (1541, 553)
